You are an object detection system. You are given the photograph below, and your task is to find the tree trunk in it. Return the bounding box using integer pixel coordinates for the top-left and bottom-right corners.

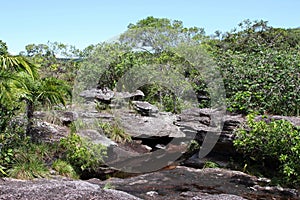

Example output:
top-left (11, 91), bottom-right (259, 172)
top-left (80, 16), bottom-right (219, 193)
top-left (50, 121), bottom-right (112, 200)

top-left (26, 100), bottom-right (34, 137)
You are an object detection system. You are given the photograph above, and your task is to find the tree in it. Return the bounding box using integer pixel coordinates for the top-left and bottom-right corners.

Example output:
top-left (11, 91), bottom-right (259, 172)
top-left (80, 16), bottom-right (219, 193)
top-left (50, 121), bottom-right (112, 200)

top-left (119, 17), bottom-right (213, 111)
top-left (0, 41), bottom-right (71, 137)
top-left (21, 74), bottom-right (71, 135)
top-left (120, 16), bottom-right (206, 53)
top-left (22, 42), bottom-right (81, 84)
top-left (0, 40), bottom-right (8, 55)
top-left (0, 43), bottom-right (38, 134)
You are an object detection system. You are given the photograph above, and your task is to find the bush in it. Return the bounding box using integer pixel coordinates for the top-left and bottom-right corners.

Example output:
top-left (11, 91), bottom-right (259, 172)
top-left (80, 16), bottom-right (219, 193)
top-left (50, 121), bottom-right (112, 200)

top-left (234, 114), bottom-right (300, 186)
top-left (59, 133), bottom-right (107, 172)
top-left (207, 21), bottom-right (300, 115)
top-left (0, 126), bottom-right (28, 176)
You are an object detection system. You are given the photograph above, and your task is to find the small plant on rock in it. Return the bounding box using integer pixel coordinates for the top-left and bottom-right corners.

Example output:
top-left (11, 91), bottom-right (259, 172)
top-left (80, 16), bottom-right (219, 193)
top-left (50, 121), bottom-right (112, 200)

top-left (98, 121), bottom-right (132, 143)
top-left (52, 159), bottom-right (78, 179)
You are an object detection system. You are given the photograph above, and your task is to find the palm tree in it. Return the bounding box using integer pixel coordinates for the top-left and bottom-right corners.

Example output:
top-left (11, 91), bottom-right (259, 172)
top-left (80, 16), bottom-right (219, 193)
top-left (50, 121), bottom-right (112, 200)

top-left (0, 46), bottom-right (38, 134)
top-left (21, 75), bottom-right (71, 136)
top-left (0, 43), bottom-right (70, 137)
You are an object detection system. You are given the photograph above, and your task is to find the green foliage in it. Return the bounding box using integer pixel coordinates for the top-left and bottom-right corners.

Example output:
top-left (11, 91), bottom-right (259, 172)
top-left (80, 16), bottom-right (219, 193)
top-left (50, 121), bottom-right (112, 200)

top-left (0, 166), bottom-right (6, 175)
top-left (0, 125), bottom-right (27, 176)
top-left (103, 182), bottom-right (115, 190)
top-left (187, 140), bottom-right (200, 152)
top-left (0, 55), bottom-right (38, 79)
top-left (8, 155), bottom-right (49, 180)
top-left (52, 159), bottom-right (78, 179)
top-left (207, 20), bottom-right (300, 115)
top-left (95, 101), bottom-right (110, 111)
top-left (23, 42), bottom-right (81, 84)
top-left (0, 53), bottom-right (38, 109)
top-left (0, 40), bottom-right (8, 55)
top-left (203, 161), bottom-right (220, 169)
top-left (23, 76), bottom-right (72, 108)
top-left (98, 122), bottom-right (132, 143)
top-left (59, 133), bottom-right (106, 172)
top-left (6, 142), bottom-right (55, 179)
top-left (75, 17), bottom-right (210, 114)
top-left (234, 114), bottom-right (300, 186)
top-left (123, 16), bottom-right (206, 53)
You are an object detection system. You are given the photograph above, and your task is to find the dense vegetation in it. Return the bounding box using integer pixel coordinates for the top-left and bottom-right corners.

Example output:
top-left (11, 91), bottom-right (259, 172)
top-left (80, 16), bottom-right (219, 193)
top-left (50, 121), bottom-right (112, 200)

top-left (234, 114), bottom-right (300, 186)
top-left (0, 17), bottom-right (299, 187)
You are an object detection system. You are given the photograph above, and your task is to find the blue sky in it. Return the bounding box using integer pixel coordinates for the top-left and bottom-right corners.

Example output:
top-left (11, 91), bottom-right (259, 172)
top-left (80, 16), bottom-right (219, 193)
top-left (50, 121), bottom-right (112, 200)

top-left (1, 0), bottom-right (300, 54)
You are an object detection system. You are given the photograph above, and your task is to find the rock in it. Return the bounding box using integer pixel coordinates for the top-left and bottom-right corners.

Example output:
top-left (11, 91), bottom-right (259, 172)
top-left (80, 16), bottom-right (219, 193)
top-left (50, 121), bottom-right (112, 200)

top-left (175, 108), bottom-right (244, 155)
top-left (183, 152), bottom-right (230, 169)
top-left (33, 111), bottom-right (78, 126)
top-left (131, 101), bottom-right (159, 116)
top-left (95, 89), bottom-right (115, 103)
top-left (180, 192), bottom-right (247, 200)
top-left (118, 110), bottom-right (184, 138)
top-left (96, 166), bottom-right (299, 200)
top-left (80, 88), bottom-right (145, 104)
top-left (255, 115), bottom-right (300, 127)
top-left (31, 121), bottom-right (70, 142)
top-left (0, 177), bottom-right (141, 200)
top-left (79, 88), bottom-right (114, 103)
top-left (114, 90), bottom-right (145, 100)
top-left (57, 111), bottom-right (78, 126)
top-left (146, 191), bottom-right (159, 197)
top-left (78, 129), bottom-right (117, 147)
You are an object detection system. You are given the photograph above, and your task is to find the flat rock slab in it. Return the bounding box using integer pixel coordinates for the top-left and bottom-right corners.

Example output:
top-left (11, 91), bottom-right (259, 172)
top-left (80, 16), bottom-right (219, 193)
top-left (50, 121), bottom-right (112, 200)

top-left (117, 110), bottom-right (185, 138)
top-left (94, 166), bottom-right (299, 200)
top-left (0, 177), bottom-right (141, 200)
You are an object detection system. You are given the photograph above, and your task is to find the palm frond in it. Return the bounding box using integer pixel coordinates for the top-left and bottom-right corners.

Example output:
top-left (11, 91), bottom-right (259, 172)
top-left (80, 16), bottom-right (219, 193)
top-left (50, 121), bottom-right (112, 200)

top-left (0, 55), bottom-right (39, 79)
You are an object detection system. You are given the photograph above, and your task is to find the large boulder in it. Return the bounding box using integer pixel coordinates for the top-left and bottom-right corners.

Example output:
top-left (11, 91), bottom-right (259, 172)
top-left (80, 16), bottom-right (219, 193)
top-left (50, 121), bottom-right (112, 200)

top-left (117, 110), bottom-right (184, 138)
top-left (30, 121), bottom-right (70, 142)
top-left (175, 108), bottom-right (245, 155)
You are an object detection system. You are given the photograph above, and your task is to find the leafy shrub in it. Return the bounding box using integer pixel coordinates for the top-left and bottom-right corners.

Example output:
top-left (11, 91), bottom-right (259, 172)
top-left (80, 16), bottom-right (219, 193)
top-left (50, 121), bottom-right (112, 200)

top-left (0, 126), bottom-right (28, 176)
top-left (207, 20), bottom-right (300, 115)
top-left (59, 133), bottom-right (106, 172)
top-left (234, 114), bottom-right (300, 186)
